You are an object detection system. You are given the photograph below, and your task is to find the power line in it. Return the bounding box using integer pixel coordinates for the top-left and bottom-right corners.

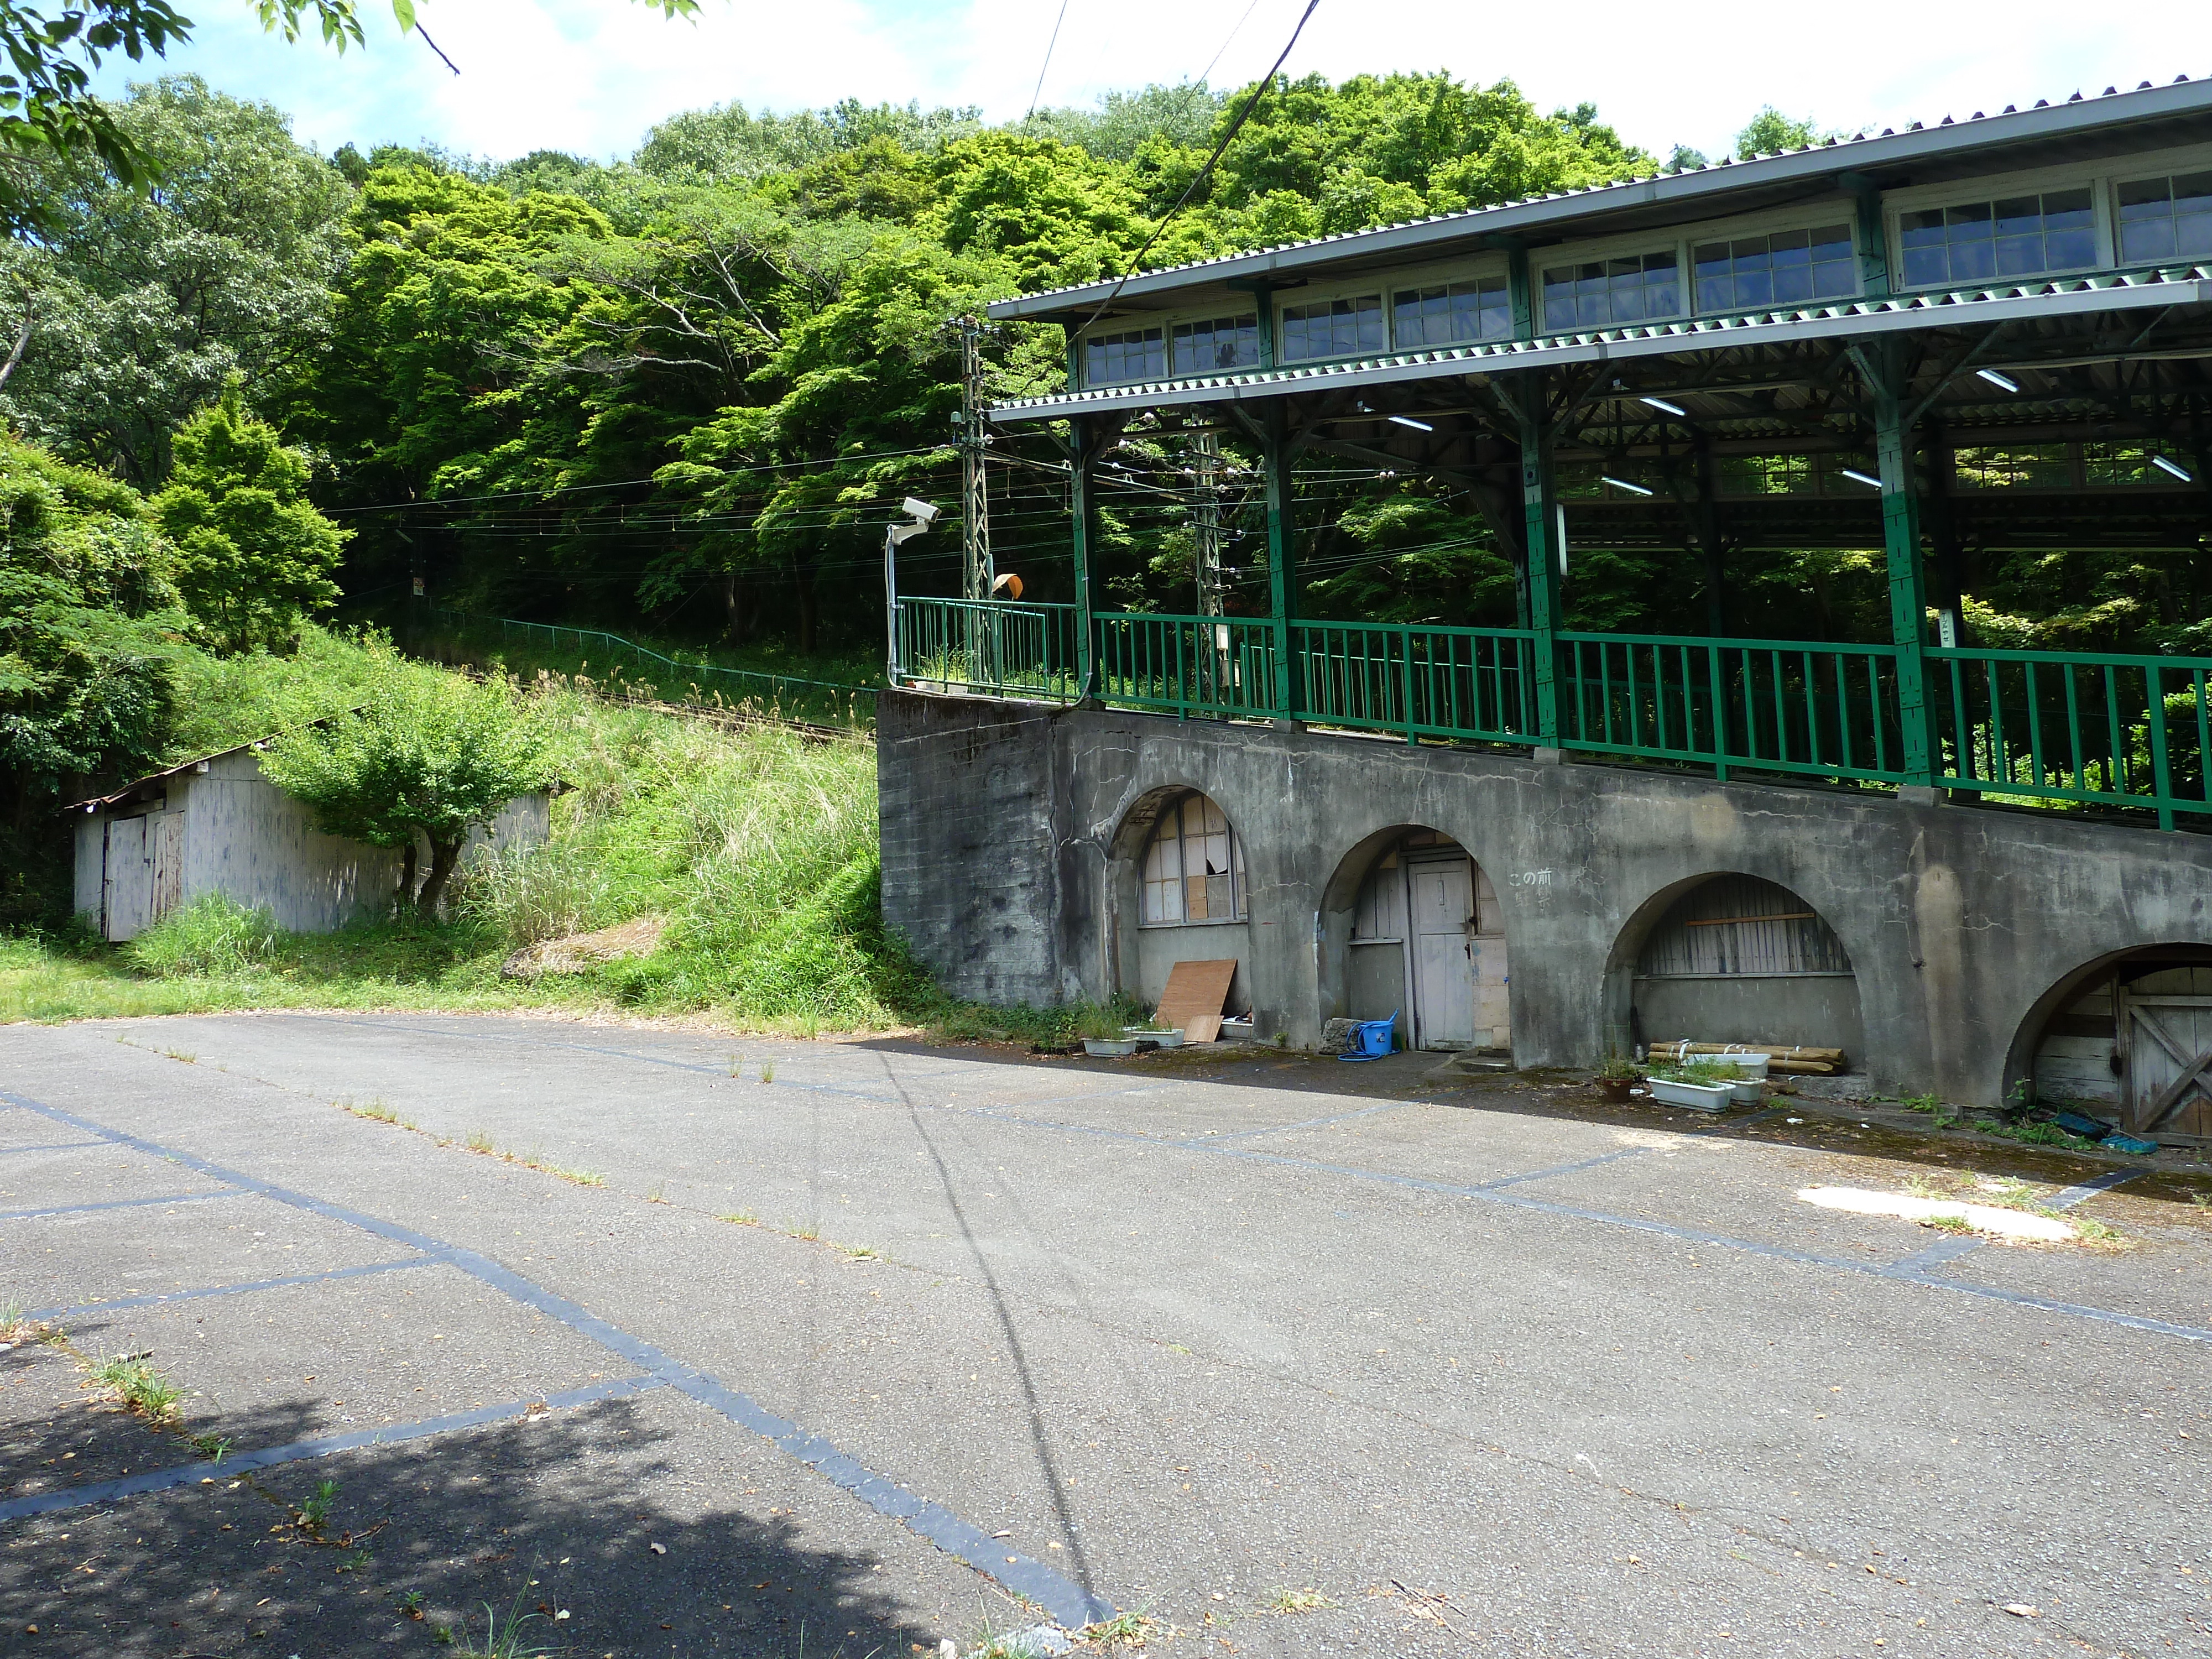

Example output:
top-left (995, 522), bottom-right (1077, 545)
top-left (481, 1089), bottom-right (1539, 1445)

top-left (1199, 0), bottom-right (1265, 85)
top-left (1026, 0), bottom-right (1073, 119)
top-left (1078, 0), bottom-right (1320, 334)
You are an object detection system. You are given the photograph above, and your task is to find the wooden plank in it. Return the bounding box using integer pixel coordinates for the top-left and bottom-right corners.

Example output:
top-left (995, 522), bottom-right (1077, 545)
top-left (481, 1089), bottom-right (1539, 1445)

top-left (1182, 1014), bottom-right (1224, 1045)
top-left (1156, 958), bottom-right (1237, 1037)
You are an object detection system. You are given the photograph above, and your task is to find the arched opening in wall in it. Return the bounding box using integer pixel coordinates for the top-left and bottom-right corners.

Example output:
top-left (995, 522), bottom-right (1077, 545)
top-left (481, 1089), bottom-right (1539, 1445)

top-left (1343, 829), bottom-right (1507, 1052)
top-left (2027, 946), bottom-right (2212, 1144)
top-left (1126, 789), bottom-right (1254, 1027)
top-left (1631, 874), bottom-right (1864, 1063)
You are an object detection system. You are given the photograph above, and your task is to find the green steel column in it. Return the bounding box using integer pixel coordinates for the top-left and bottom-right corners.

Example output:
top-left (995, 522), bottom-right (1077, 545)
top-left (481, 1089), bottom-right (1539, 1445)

top-left (1506, 244), bottom-right (1536, 340)
top-left (1845, 175), bottom-right (1892, 299)
top-left (1863, 340), bottom-right (1934, 785)
top-left (1512, 368), bottom-right (1562, 744)
top-left (1262, 409), bottom-right (1297, 720)
top-left (1068, 416), bottom-right (1099, 698)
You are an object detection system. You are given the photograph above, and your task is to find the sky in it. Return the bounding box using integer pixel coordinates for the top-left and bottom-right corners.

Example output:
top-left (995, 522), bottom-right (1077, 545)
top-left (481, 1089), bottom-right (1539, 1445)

top-left (90, 0), bottom-right (2212, 168)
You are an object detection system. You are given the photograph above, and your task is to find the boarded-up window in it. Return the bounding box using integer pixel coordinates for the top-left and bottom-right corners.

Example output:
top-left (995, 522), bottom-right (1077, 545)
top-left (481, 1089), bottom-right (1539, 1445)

top-left (1139, 792), bottom-right (1246, 926)
top-left (1637, 876), bottom-right (1850, 977)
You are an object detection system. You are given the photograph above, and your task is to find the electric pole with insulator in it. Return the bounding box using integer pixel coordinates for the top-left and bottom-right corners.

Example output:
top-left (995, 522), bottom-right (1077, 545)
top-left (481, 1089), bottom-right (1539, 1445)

top-left (959, 317), bottom-right (994, 602)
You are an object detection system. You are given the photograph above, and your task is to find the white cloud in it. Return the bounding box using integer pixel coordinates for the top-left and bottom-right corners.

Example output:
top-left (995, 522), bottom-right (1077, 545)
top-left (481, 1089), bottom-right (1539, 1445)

top-left (93, 0), bottom-right (2206, 165)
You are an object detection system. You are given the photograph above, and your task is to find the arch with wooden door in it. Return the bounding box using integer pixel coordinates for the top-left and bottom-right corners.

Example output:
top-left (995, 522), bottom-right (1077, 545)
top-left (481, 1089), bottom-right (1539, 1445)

top-left (2017, 945), bottom-right (2212, 1142)
top-left (1322, 826), bottom-right (1508, 1053)
top-left (1618, 873), bottom-right (1863, 1066)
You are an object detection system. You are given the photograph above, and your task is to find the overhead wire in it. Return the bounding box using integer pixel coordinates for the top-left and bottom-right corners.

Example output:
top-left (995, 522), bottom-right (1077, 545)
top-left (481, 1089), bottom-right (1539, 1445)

top-left (1025, 0), bottom-right (1073, 120)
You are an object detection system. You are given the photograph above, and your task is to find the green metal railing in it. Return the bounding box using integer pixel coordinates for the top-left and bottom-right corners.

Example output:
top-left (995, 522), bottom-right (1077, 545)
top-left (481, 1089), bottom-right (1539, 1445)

top-left (1557, 633), bottom-right (1907, 783)
top-left (1294, 619), bottom-right (1540, 743)
top-left (425, 606), bottom-right (874, 726)
top-left (890, 595), bottom-right (2212, 829)
top-left (895, 596), bottom-right (1082, 699)
top-left (1094, 611), bottom-right (1281, 719)
top-left (1932, 645), bottom-right (2211, 828)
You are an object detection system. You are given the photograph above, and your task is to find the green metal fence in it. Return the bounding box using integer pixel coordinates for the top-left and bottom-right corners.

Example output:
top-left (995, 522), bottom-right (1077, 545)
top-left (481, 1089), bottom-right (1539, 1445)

top-left (426, 606), bottom-right (875, 726)
top-left (885, 594), bottom-right (2212, 829)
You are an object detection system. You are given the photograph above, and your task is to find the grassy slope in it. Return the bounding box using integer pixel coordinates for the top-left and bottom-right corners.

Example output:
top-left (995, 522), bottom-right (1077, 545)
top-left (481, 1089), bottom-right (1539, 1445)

top-left (6, 629), bottom-right (1088, 1037)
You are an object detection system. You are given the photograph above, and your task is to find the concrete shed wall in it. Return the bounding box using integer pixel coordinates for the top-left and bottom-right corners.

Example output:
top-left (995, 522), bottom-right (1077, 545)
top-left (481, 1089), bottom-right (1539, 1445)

top-left (877, 690), bottom-right (2212, 1107)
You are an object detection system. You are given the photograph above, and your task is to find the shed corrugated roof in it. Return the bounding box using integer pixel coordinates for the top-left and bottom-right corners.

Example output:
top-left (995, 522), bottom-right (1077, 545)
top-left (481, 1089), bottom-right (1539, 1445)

top-left (985, 74), bottom-right (2212, 324)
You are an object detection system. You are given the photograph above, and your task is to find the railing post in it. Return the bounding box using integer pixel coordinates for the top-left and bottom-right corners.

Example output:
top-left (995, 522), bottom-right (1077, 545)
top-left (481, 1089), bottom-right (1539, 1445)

top-left (1856, 338), bottom-right (1936, 787)
top-left (1511, 368), bottom-right (1563, 748)
top-left (1262, 408), bottom-right (1298, 722)
top-left (2145, 663), bottom-right (2176, 831)
top-left (1067, 416), bottom-right (1099, 698)
top-left (1400, 625), bottom-right (1417, 743)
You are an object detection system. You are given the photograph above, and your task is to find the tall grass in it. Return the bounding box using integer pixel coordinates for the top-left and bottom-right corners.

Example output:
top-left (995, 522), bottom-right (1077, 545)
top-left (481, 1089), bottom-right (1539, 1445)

top-left (127, 894), bottom-right (279, 977)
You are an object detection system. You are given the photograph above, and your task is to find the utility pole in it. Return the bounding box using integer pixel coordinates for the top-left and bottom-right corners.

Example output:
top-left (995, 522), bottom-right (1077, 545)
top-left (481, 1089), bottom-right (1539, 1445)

top-left (959, 317), bottom-right (994, 602)
top-left (1192, 427), bottom-right (1223, 617)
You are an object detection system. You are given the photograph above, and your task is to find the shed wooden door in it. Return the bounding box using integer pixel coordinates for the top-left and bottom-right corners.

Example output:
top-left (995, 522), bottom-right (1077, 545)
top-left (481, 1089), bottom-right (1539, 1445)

top-left (1407, 857), bottom-right (1475, 1050)
top-left (149, 811), bottom-right (185, 922)
top-left (2120, 968), bottom-right (2212, 1140)
top-left (102, 816), bottom-right (152, 941)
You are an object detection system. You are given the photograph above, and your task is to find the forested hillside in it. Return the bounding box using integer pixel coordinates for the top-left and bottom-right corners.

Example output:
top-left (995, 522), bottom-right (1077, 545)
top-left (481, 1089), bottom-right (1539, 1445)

top-left (2, 69), bottom-right (2195, 930)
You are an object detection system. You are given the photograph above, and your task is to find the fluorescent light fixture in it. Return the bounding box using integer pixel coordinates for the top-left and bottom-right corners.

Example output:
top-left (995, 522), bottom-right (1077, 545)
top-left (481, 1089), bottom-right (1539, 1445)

top-left (1975, 368), bottom-right (2021, 393)
top-left (1388, 414), bottom-right (1434, 431)
top-left (1640, 396), bottom-right (1687, 417)
top-left (1601, 476), bottom-right (1655, 497)
top-left (1839, 467), bottom-right (1884, 489)
top-left (2151, 453), bottom-right (2194, 482)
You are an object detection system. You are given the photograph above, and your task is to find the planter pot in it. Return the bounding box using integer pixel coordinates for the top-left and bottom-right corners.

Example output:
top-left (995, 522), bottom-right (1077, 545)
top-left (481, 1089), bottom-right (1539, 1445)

top-left (1081, 1038), bottom-right (1138, 1057)
top-left (1594, 1077), bottom-right (1636, 1103)
top-left (1647, 1077), bottom-right (1735, 1112)
top-left (1716, 1053), bottom-right (1772, 1081)
top-left (1124, 1028), bottom-right (1184, 1047)
top-left (1725, 1077), bottom-right (1762, 1104)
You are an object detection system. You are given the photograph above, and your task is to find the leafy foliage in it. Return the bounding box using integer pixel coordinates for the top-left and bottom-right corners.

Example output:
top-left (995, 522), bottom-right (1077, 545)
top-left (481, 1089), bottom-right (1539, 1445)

top-left (152, 383), bottom-right (346, 650)
top-left (259, 646), bottom-right (554, 915)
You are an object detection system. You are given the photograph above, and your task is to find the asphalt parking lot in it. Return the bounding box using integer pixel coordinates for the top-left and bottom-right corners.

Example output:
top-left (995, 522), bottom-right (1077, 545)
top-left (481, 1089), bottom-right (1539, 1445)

top-left (4, 1013), bottom-right (2210, 1657)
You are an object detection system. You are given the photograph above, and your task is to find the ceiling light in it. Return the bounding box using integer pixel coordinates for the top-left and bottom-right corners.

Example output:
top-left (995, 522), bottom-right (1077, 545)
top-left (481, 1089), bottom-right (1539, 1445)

top-left (1639, 397), bottom-right (1688, 418)
top-left (2152, 453), bottom-right (2195, 482)
top-left (1388, 414), bottom-right (1434, 431)
top-left (1601, 476), bottom-right (1654, 497)
top-left (1839, 467), bottom-right (1884, 489)
top-left (1976, 368), bottom-right (2021, 393)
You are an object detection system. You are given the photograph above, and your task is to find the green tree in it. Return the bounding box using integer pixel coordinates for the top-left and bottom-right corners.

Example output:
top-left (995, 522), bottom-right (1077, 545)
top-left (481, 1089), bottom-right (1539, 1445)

top-left (1734, 106), bottom-right (1833, 159)
top-left (152, 384), bottom-right (347, 651)
top-left (259, 650), bottom-right (554, 916)
top-left (0, 76), bottom-right (353, 485)
top-left (0, 435), bottom-right (179, 924)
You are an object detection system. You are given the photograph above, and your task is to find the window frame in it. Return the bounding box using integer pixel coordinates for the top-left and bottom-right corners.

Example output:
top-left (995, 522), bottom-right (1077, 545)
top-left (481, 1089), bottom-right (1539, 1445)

top-left (1274, 288), bottom-right (1390, 365)
top-left (1381, 253), bottom-right (1516, 351)
top-left (1136, 790), bottom-right (1248, 929)
top-left (1166, 310), bottom-right (1262, 377)
top-left (2110, 145), bottom-right (2212, 268)
top-left (1081, 324), bottom-right (1168, 388)
top-left (1687, 213), bottom-right (1861, 316)
top-left (1534, 237), bottom-right (1689, 335)
top-left (1882, 159), bottom-right (2120, 293)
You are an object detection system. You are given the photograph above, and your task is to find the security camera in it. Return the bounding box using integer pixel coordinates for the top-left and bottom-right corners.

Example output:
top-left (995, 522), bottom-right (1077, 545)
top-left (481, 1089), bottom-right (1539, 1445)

top-left (902, 497), bottom-right (939, 525)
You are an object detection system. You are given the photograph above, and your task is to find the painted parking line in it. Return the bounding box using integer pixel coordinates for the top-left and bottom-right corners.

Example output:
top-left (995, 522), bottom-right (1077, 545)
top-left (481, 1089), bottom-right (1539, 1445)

top-left (0, 1374), bottom-right (667, 1524)
top-left (1888, 1169), bottom-right (2139, 1278)
top-left (28, 1255), bottom-right (446, 1323)
top-left (0, 1088), bottom-right (1117, 1631)
top-left (0, 1141), bottom-right (110, 1156)
top-left (2, 1191), bottom-right (241, 1223)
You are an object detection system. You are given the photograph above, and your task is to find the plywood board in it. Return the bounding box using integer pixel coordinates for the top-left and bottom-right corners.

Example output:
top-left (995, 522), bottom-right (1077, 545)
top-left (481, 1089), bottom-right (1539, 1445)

top-left (1157, 958), bottom-right (1237, 1039)
top-left (1182, 1014), bottom-right (1224, 1045)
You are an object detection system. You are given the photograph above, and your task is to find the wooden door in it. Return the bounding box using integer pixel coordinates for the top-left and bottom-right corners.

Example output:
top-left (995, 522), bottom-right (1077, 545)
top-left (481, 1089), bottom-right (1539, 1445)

top-left (102, 816), bottom-right (151, 941)
top-left (2120, 968), bottom-right (2212, 1140)
top-left (1407, 857), bottom-right (1475, 1050)
top-left (149, 811), bottom-right (185, 922)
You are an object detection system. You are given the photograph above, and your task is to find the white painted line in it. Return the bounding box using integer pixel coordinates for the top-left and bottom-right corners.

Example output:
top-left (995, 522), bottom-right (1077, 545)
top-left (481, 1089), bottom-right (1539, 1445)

top-left (1798, 1186), bottom-right (2074, 1242)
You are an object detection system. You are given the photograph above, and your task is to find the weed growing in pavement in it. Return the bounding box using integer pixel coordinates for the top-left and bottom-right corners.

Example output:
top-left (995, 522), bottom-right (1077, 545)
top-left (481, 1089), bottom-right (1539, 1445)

top-left (297, 1478), bottom-right (340, 1533)
top-left (0, 1301), bottom-right (48, 1343)
top-left (161, 1046), bottom-right (197, 1063)
top-left (837, 1242), bottom-right (882, 1261)
top-left (1926, 1214), bottom-right (1975, 1234)
top-left (88, 1355), bottom-right (184, 1423)
top-left (759, 1061), bottom-right (776, 1084)
top-left (343, 1097), bottom-right (399, 1123)
top-left (785, 1221), bottom-right (821, 1242)
top-left (2071, 1216), bottom-right (2134, 1249)
top-left (465, 1129), bottom-right (495, 1154)
top-left (1968, 1115), bottom-right (2103, 1151)
top-left (646, 1182), bottom-right (667, 1203)
top-left (718, 1209), bottom-right (759, 1226)
top-left (396, 1588), bottom-right (426, 1618)
top-left (1905, 1173), bottom-right (2133, 1248)
top-left (337, 1546), bottom-right (374, 1573)
top-left (189, 1431), bottom-right (232, 1463)
top-left (1082, 1608), bottom-right (1163, 1648)
top-left (1262, 1587), bottom-right (1337, 1614)
top-left (2194, 1192), bottom-right (2211, 1208)
top-left (445, 1565), bottom-right (559, 1659)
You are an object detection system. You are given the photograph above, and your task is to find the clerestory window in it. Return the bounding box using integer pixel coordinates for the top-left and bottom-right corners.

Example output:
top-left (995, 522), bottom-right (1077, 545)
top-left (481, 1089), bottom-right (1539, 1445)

top-left (1693, 225), bottom-right (1856, 312)
top-left (2115, 170), bottom-right (2212, 264)
top-left (1541, 251), bottom-right (1681, 332)
top-left (1391, 277), bottom-right (1512, 347)
top-left (1084, 327), bottom-right (1166, 386)
top-left (1170, 314), bottom-right (1260, 374)
top-left (1898, 189), bottom-right (2096, 288)
top-left (1279, 295), bottom-right (1385, 362)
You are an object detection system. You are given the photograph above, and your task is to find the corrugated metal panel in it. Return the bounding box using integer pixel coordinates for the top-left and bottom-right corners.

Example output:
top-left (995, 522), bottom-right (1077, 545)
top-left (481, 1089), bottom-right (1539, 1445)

top-left (1637, 875), bottom-right (1851, 977)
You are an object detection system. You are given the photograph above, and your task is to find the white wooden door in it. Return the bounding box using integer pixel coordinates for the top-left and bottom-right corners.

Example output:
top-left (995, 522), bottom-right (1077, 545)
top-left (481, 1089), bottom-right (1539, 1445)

top-left (102, 816), bottom-right (152, 941)
top-left (1407, 858), bottom-right (1476, 1049)
top-left (2121, 968), bottom-right (2212, 1140)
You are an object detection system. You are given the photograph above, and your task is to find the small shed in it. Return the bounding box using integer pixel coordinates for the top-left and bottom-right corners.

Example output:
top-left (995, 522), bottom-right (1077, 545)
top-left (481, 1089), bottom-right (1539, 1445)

top-left (69, 740), bottom-right (551, 941)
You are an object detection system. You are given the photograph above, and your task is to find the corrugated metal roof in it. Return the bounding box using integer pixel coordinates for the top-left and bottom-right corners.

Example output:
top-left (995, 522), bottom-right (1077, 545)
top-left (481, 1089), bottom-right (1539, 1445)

top-left (63, 735), bottom-right (284, 814)
top-left (986, 75), bottom-right (2212, 324)
top-left (985, 263), bottom-right (2212, 422)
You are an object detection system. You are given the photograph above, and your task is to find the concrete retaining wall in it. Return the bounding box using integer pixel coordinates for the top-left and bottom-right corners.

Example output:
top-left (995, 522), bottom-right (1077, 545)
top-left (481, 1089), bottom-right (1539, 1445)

top-left (877, 690), bottom-right (2212, 1105)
